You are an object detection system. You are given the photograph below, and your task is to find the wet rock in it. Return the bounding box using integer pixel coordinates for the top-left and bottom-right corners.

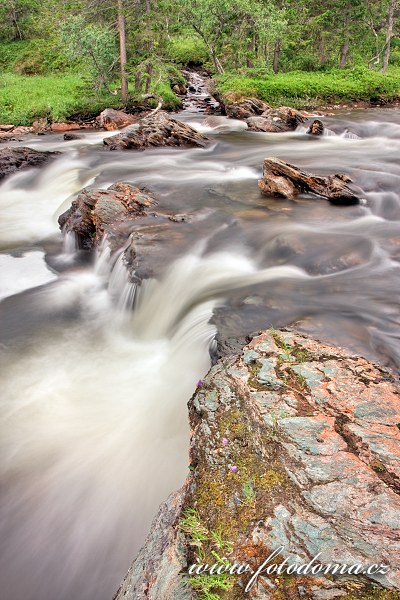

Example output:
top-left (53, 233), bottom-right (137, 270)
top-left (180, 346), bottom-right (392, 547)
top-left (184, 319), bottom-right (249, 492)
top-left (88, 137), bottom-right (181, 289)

top-left (58, 182), bottom-right (157, 249)
top-left (0, 126), bottom-right (34, 143)
top-left (115, 329), bottom-right (400, 599)
top-left (307, 119), bottom-right (325, 136)
top-left (50, 122), bottom-right (81, 132)
top-left (32, 118), bottom-right (50, 133)
top-left (114, 491), bottom-right (189, 600)
top-left (103, 111), bottom-right (208, 150)
top-left (258, 157), bottom-right (361, 205)
top-left (247, 106), bottom-right (306, 133)
top-left (63, 133), bottom-right (81, 141)
top-left (98, 108), bottom-right (137, 131)
top-left (226, 97), bottom-right (271, 119)
top-left (0, 147), bottom-right (60, 181)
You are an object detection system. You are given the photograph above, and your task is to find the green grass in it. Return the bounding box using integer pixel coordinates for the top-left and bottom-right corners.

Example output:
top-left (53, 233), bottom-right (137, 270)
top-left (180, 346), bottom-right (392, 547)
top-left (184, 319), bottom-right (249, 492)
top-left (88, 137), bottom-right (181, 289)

top-left (215, 67), bottom-right (400, 109)
top-left (0, 70), bottom-right (181, 125)
top-left (0, 73), bottom-right (106, 124)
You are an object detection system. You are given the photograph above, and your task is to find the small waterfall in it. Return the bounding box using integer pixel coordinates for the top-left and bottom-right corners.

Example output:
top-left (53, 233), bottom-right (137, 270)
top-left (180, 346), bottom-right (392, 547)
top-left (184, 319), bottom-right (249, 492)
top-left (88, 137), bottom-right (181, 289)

top-left (0, 156), bottom-right (98, 247)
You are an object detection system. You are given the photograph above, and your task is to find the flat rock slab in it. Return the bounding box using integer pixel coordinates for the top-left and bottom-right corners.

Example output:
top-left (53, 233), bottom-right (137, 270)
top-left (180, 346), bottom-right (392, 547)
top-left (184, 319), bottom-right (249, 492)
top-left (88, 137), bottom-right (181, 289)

top-left (259, 157), bottom-right (361, 205)
top-left (103, 111), bottom-right (208, 150)
top-left (0, 147), bottom-right (60, 181)
top-left (115, 329), bottom-right (400, 599)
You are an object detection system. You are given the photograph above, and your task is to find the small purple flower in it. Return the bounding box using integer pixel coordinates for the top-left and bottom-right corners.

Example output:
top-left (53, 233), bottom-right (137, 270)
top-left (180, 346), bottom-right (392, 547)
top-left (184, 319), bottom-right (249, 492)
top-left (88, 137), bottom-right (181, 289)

top-left (222, 437), bottom-right (229, 445)
top-left (197, 380), bottom-right (203, 387)
top-left (229, 465), bottom-right (238, 472)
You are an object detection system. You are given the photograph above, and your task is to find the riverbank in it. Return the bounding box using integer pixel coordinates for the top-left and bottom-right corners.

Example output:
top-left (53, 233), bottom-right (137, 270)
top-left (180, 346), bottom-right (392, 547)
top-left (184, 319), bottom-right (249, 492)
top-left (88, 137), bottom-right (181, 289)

top-left (214, 67), bottom-right (400, 111)
top-left (2, 66), bottom-right (400, 128)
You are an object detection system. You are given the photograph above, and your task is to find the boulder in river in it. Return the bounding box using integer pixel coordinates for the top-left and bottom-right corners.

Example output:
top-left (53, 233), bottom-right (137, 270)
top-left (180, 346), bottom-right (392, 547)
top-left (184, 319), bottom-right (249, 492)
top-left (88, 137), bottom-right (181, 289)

top-left (115, 329), bottom-right (400, 599)
top-left (306, 118), bottom-right (325, 136)
top-left (258, 157), bottom-right (360, 204)
top-left (225, 97), bottom-right (271, 119)
top-left (58, 182), bottom-right (157, 249)
top-left (0, 147), bottom-right (60, 181)
top-left (247, 106), bottom-right (306, 133)
top-left (98, 108), bottom-right (138, 131)
top-left (103, 111), bottom-right (208, 150)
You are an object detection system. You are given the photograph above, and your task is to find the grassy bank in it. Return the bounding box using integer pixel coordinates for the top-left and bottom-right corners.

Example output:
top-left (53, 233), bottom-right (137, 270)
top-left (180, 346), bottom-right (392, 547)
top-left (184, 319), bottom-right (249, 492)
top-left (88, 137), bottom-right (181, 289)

top-left (0, 72), bottom-right (182, 125)
top-left (215, 67), bottom-right (400, 109)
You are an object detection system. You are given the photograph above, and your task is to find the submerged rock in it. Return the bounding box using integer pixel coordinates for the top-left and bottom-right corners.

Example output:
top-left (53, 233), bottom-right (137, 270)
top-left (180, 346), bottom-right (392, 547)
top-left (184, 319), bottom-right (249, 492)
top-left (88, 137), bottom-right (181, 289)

top-left (259, 157), bottom-right (360, 204)
top-left (0, 147), bottom-right (60, 181)
top-left (103, 111), bottom-right (208, 150)
top-left (247, 106), bottom-right (306, 133)
top-left (115, 329), bottom-right (400, 599)
top-left (58, 182), bottom-right (157, 249)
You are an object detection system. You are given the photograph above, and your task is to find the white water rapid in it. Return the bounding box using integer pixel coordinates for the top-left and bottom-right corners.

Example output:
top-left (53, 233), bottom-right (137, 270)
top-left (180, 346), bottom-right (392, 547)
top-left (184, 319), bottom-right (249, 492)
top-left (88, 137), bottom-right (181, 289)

top-left (1, 104), bottom-right (400, 600)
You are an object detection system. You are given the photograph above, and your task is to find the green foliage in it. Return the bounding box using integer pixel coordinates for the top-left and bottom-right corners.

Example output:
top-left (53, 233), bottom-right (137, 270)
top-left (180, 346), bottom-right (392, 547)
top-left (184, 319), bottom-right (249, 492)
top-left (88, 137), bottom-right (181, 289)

top-left (165, 35), bottom-right (209, 66)
top-left (216, 67), bottom-right (400, 108)
top-left (179, 508), bottom-right (234, 599)
top-left (60, 15), bottom-right (117, 91)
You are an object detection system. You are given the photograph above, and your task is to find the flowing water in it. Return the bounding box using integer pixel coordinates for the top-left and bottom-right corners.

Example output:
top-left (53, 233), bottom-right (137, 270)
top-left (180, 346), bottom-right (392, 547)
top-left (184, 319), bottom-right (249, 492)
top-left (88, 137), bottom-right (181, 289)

top-left (1, 102), bottom-right (400, 600)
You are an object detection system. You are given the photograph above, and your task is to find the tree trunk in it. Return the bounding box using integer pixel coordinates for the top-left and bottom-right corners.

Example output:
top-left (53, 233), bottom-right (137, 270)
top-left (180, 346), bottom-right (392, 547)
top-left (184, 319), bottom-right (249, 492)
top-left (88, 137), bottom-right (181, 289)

top-left (319, 38), bottom-right (326, 67)
top-left (145, 62), bottom-right (153, 94)
top-left (117, 0), bottom-right (128, 103)
top-left (146, 0), bottom-right (153, 53)
top-left (340, 38), bottom-right (350, 67)
top-left (273, 39), bottom-right (281, 74)
top-left (381, 0), bottom-right (397, 73)
top-left (211, 49), bottom-right (224, 74)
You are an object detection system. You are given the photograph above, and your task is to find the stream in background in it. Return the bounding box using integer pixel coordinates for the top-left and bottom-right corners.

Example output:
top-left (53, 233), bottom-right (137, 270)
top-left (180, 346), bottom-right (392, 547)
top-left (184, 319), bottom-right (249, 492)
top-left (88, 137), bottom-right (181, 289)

top-left (1, 102), bottom-right (400, 599)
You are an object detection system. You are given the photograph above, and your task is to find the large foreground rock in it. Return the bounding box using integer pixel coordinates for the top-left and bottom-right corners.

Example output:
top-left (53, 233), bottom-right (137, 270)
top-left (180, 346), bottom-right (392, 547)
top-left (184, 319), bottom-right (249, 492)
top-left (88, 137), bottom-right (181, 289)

top-left (103, 111), bottom-right (208, 150)
top-left (259, 157), bottom-right (361, 205)
top-left (58, 182), bottom-right (157, 249)
top-left (0, 147), bottom-right (60, 180)
top-left (115, 329), bottom-right (400, 599)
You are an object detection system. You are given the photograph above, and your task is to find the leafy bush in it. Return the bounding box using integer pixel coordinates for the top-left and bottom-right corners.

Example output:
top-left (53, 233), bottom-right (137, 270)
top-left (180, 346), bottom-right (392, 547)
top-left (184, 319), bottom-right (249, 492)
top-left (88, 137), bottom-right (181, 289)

top-left (165, 35), bottom-right (208, 66)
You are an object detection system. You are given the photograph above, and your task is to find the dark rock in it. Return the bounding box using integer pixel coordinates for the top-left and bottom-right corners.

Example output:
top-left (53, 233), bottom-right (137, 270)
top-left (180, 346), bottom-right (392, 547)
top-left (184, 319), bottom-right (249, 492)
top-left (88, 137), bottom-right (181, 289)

top-left (98, 108), bottom-right (138, 131)
top-left (115, 329), bottom-right (400, 599)
top-left (103, 111), bottom-right (208, 150)
top-left (226, 97), bottom-right (270, 119)
top-left (307, 119), bottom-right (325, 136)
top-left (258, 157), bottom-right (361, 204)
top-left (0, 147), bottom-right (60, 181)
top-left (63, 133), bottom-right (81, 141)
top-left (58, 182), bottom-right (157, 249)
top-left (247, 106), bottom-right (306, 133)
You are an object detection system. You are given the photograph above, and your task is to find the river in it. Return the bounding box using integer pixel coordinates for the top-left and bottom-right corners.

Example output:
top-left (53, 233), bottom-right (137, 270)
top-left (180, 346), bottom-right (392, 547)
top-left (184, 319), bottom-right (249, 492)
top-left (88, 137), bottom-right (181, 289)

top-left (0, 102), bottom-right (400, 600)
